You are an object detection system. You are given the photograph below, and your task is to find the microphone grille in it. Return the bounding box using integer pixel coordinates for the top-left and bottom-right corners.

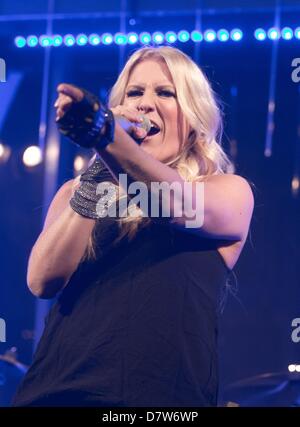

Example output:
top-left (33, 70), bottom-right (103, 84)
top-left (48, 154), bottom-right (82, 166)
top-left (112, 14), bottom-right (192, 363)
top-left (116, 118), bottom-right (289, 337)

top-left (140, 115), bottom-right (151, 133)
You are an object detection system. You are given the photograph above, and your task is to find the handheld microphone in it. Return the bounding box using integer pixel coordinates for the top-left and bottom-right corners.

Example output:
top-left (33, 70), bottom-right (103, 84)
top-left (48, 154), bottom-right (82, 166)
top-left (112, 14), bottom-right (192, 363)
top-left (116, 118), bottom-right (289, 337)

top-left (115, 115), bottom-right (151, 140)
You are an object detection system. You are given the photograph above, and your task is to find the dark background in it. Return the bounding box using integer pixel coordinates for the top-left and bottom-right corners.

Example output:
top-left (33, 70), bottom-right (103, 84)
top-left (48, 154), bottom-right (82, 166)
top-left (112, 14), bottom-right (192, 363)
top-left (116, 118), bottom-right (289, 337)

top-left (0, 0), bottom-right (299, 406)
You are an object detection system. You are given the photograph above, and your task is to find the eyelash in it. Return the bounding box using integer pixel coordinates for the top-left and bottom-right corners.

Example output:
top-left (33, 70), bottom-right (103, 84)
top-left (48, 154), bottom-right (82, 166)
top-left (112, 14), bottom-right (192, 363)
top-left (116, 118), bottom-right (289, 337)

top-left (126, 90), bottom-right (175, 98)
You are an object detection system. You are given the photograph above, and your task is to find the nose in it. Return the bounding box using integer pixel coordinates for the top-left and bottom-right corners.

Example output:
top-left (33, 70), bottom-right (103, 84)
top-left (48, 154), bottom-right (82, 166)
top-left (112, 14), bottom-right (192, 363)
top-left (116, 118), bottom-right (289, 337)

top-left (136, 90), bottom-right (155, 113)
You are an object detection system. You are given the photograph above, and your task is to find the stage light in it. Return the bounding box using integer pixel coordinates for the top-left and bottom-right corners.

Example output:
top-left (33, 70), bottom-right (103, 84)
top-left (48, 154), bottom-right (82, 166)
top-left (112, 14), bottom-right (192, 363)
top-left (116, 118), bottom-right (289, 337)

top-left (288, 364), bottom-right (296, 372)
top-left (165, 31), bottom-right (177, 44)
top-left (177, 30), bottom-right (190, 43)
top-left (139, 32), bottom-right (151, 44)
top-left (268, 27), bottom-right (280, 40)
top-left (296, 365), bottom-right (300, 372)
top-left (52, 35), bottom-right (63, 47)
top-left (0, 143), bottom-right (11, 164)
top-left (281, 27), bottom-right (293, 40)
top-left (64, 34), bottom-right (75, 46)
top-left (217, 29), bottom-right (229, 42)
top-left (76, 34), bottom-right (88, 46)
top-left (102, 33), bottom-right (113, 45)
top-left (230, 29), bottom-right (243, 41)
top-left (23, 146), bottom-right (43, 167)
top-left (114, 33), bottom-right (127, 45)
top-left (204, 30), bottom-right (216, 42)
top-left (295, 27), bottom-right (300, 39)
top-left (74, 155), bottom-right (87, 173)
top-left (15, 36), bottom-right (26, 48)
top-left (254, 28), bottom-right (267, 41)
top-left (127, 32), bottom-right (138, 44)
top-left (191, 30), bottom-right (203, 42)
top-left (27, 35), bottom-right (38, 48)
top-left (39, 35), bottom-right (52, 47)
top-left (152, 32), bottom-right (164, 44)
top-left (88, 34), bottom-right (101, 46)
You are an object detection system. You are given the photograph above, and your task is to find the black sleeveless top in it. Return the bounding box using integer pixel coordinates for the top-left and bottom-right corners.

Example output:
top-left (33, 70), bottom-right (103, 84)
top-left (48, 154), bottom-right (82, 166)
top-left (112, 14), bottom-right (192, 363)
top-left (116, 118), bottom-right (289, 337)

top-left (13, 216), bottom-right (230, 407)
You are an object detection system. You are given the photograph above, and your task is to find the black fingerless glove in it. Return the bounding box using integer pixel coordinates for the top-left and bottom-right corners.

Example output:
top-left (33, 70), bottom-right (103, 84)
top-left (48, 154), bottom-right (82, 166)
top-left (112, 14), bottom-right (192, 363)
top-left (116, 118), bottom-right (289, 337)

top-left (57, 86), bottom-right (115, 150)
top-left (70, 156), bottom-right (117, 219)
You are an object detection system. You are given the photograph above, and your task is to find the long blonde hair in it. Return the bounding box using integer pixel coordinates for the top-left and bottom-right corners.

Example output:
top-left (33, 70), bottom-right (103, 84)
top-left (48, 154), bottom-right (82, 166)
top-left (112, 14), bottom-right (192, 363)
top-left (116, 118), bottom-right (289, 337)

top-left (85, 46), bottom-right (233, 258)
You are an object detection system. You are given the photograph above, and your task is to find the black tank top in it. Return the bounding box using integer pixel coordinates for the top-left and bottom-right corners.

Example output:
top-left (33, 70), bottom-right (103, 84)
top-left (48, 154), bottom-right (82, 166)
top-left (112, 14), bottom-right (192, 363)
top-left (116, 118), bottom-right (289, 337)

top-left (12, 216), bottom-right (230, 407)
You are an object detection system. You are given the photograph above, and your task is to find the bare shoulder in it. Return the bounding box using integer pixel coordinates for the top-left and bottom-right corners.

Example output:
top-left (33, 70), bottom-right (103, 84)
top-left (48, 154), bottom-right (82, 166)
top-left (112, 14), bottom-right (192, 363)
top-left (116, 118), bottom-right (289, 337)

top-left (43, 178), bottom-right (79, 230)
top-left (205, 173), bottom-right (254, 210)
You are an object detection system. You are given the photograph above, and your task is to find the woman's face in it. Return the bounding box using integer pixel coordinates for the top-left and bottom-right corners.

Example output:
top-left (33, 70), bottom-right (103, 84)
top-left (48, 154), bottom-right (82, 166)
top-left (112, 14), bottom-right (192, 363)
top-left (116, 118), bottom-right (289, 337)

top-left (123, 58), bottom-right (188, 162)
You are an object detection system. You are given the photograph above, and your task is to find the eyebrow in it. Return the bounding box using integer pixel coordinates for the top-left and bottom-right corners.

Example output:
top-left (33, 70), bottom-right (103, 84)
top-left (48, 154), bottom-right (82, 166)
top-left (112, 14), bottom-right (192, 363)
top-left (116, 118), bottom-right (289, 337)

top-left (126, 83), bottom-right (175, 90)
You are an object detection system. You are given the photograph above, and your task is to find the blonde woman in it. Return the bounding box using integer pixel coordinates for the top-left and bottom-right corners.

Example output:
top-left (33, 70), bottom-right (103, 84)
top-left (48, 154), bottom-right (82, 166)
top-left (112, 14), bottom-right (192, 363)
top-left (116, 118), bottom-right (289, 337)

top-left (13, 46), bottom-right (253, 407)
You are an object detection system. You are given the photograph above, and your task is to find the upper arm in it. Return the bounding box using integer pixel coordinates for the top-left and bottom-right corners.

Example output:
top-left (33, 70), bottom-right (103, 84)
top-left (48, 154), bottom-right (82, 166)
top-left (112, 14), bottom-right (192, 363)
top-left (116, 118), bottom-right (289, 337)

top-left (199, 174), bottom-right (254, 241)
top-left (43, 178), bottom-right (78, 231)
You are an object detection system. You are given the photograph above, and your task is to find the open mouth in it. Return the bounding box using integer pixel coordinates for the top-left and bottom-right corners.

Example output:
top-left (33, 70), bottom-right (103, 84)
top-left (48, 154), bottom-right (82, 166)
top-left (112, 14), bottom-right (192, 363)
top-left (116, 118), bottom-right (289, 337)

top-left (147, 120), bottom-right (161, 136)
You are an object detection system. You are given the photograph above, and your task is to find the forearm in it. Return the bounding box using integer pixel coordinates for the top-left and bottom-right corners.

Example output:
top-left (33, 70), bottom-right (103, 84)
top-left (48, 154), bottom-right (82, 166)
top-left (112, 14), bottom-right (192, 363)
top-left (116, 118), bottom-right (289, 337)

top-left (98, 124), bottom-right (187, 220)
top-left (27, 205), bottom-right (95, 298)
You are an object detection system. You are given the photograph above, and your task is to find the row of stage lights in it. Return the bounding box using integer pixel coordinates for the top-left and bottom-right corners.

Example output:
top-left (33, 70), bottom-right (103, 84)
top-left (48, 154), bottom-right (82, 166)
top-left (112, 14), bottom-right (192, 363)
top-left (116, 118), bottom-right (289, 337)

top-left (14, 27), bottom-right (300, 48)
top-left (1, 142), bottom-right (298, 196)
top-left (0, 142), bottom-right (88, 173)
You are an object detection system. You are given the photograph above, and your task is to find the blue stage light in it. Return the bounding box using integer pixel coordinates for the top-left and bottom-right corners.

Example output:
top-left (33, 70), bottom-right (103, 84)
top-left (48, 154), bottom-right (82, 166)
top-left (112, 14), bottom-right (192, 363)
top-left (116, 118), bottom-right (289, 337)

top-left (102, 33), bottom-right (113, 45)
top-left (152, 32), bottom-right (164, 44)
top-left (281, 27), bottom-right (293, 40)
top-left (114, 33), bottom-right (127, 45)
top-left (27, 35), bottom-right (38, 47)
top-left (295, 27), bottom-right (300, 39)
top-left (15, 36), bottom-right (26, 48)
top-left (76, 34), bottom-right (88, 46)
top-left (217, 29), bottom-right (229, 42)
top-left (39, 35), bottom-right (52, 47)
top-left (64, 34), bottom-right (75, 46)
top-left (88, 34), bottom-right (101, 46)
top-left (254, 28), bottom-right (266, 41)
top-left (230, 29), bottom-right (243, 41)
top-left (165, 31), bottom-right (177, 43)
top-left (52, 35), bottom-right (63, 46)
top-left (204, 30), bottom-right (216, 42)
top-left (127, 32), bottom-right (138, 44)
top-left (191, 30), bottom-right (203, 42)
top-left (267, 27), bottom-right (280, 40)
top-left (177, 30), bottom-right (190, 43)
top-left (139, 32), bottom-right (151, 44)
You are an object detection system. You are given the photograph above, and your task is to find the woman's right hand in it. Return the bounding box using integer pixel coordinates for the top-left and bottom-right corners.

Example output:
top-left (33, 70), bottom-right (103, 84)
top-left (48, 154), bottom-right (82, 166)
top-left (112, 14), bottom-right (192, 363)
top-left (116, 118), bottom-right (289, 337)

top-left (54, 83), bottom-right (84, 121)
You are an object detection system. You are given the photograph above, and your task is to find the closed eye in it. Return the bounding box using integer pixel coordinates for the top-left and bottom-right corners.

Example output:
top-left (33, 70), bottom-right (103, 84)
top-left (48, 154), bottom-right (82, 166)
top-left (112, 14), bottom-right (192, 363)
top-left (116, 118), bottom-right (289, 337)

top-left (126, 90), bottom-right (143, 97)
top-left (157, 89), bottom-right (176, 97)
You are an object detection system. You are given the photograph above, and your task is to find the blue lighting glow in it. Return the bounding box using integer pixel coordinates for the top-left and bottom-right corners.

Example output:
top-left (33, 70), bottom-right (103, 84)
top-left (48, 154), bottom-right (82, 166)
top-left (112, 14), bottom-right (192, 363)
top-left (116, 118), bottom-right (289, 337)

top-left (204, 30), bottom-right (216, 42)
top-left (27, 35), bottom-right (38, 47)
top-left (102, 33), bottom-right (113, 45)
top-left (254, 28), bottom-right (266, 41)
top-left (76, 34), bottom-right (88, 46)
top-left (281, 27), bottom-right (293, 40)
top-left (165, 31), bottom-right (177, 43)
top-left (64, 34), bottom-right (75, 46)
top-left (127, 32), bottom-right (138, 44)
top-left (114, 33), bottom-right (127, 45)
top-left (139, 32), bottom-right (151, 44)
top-left (15, 36), bottom-right (26, 48)
top-left (191, 30), bottom-right (203, 42)
top-left (230, 29), bottom-right (243, 41)
top-left (295, 27), bottom-right (300, 39)
top-left (217, 29), bottom-right (229, 42)
top-left (88, 34), bottom-right (101, 46)
top-left (39, 35), bottom-right (52, 47)
top-left (52, 35), bottom-right (63, 46)
top-left (268, 27), bottom-right (280, 40)
top-left (152, 32), bottom-right (164, 44)
top-left (177, 30), bottom-right (190, 43)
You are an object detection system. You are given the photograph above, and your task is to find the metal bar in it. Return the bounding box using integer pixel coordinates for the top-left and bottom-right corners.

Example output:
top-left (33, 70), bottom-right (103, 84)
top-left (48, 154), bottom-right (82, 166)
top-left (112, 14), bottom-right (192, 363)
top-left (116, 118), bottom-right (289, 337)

top-left (1, 6), bottom-right (300, 23)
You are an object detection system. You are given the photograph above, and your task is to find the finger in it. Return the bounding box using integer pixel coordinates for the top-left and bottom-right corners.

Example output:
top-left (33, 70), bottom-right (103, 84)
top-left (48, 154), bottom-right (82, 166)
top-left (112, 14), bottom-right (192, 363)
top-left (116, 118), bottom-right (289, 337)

top-left (132, 126), bottom-right (147, 139)
top-left (57, 83), bottom-right (84, 102)
top-left (111, 107), bottom-right (143, 124)
top-left (54, 93), bottom-right (72, 108)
